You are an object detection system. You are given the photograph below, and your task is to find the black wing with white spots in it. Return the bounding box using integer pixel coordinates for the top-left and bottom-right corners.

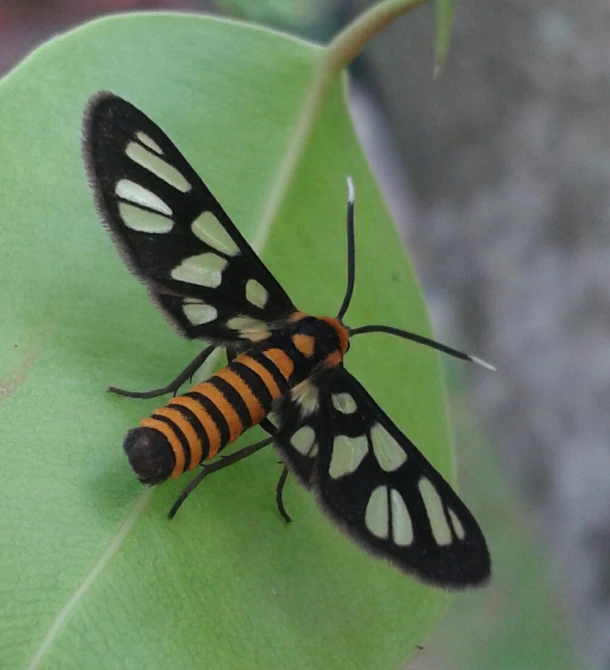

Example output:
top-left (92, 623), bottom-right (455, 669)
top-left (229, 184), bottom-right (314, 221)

top-left (273, 367), bottom-right (490, 588)
top-left (83, 93), bottom-right (296, 345)
top-left (271, 380), bottom-right (324, 487)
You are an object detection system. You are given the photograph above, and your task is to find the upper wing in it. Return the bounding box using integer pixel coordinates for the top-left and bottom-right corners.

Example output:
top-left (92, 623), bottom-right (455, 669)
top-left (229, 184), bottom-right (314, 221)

top-left (82, 93), bottom-right (296, 345)
top-left (273, 367), bottom-right (490, 589)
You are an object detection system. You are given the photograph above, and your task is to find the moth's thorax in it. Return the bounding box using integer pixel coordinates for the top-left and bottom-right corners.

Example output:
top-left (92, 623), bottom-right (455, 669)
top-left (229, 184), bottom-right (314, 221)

top-left (317, 316), bottom-right (349, 357)
top-left (287, 312), bottom-right (349, 369)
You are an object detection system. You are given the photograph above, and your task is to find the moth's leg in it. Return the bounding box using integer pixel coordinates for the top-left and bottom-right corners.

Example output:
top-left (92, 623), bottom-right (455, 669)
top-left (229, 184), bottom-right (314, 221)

top-left (168, 435), bottom-right (274, 519)
top-left (108, 344), bottom-right (216, 399)
top-left (259, 418), bottom-right (278, 436)
top-left (275, 466), bottom-right (291, 523)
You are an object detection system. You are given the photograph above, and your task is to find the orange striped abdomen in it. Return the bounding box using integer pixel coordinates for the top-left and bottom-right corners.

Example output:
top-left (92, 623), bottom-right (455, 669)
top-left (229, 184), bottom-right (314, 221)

top-left (125, 348), bottom-right (295, 484)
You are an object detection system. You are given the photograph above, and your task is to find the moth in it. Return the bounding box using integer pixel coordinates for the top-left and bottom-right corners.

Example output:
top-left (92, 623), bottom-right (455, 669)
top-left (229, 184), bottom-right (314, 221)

top-left (83, 93), bottom-right (492, 588)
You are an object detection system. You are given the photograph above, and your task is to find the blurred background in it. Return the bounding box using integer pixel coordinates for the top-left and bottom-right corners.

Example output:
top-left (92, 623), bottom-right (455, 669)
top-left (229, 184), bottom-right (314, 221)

top-left (2, 1), bottom-right (607, 668)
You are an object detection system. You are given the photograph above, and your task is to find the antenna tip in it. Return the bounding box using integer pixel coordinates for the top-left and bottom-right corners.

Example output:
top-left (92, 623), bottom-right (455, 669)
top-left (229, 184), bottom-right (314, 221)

top-left (346, 176), bottom-right (354, 204)
top-left (470, 355), bottom-right (496, 372)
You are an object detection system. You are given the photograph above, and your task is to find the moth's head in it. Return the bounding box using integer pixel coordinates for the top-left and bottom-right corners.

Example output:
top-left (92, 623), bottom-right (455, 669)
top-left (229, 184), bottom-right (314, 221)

top-left (123, 427), bottom-right (175, 485)
top-left (290, 315), bottom-right (349, 368)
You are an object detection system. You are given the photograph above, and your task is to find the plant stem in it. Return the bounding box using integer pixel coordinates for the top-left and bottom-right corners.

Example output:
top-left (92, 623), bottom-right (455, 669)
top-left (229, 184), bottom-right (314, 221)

top-left (325, 0), bottom-right (427, 74)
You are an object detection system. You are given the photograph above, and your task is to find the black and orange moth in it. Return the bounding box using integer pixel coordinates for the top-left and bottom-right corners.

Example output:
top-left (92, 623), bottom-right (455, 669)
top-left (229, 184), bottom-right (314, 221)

top-left (83, 93), bottom-right (492, 588)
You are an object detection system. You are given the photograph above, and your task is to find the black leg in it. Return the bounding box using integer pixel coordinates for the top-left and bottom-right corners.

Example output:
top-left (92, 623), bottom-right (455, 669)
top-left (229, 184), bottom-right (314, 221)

top-left (259, 418), bottom-right (278, 436)
top-left (108, 344), bottom-right (216, 399)
top-left (168, 435), bottom-right (274, 519)
top-left (275, 466), bottom-right (291, 523)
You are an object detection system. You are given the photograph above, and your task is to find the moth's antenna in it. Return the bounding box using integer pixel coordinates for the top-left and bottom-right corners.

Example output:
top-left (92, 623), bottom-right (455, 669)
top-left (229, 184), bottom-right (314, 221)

top-left (350, 324), bottom-right (496, 371)
top-left (336, 177), bottom-right (356, 321)
top-left (336, 177), bottom-right (494, 371)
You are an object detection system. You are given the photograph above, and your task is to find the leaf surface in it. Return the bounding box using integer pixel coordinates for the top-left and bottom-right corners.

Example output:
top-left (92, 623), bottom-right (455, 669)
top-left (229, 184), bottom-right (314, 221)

top-left (0, 13), bottom-right (452, 669)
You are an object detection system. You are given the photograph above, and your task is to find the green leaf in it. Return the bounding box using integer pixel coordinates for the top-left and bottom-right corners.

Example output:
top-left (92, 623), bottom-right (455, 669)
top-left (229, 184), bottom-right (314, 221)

top-left (434, 0), bottom-right (456, 76)
top-left (0, 12), bottom-right (453, 669)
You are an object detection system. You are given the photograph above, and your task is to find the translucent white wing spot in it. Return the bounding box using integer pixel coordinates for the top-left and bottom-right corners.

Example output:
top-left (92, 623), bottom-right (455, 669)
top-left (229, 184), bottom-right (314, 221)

top-left (365, 485), bottom-right (389, 539)
top-left (418, 477), bottom-right (452, 546)
top-left (290, 381), bottom-right (318, 417)
top-left (116, 179), bottom-right (172, 215)
top-left (125, 142), bottom-right (191, 192)
top-left (118, 202), bottom-right (173, 233)
top-left (329, 434), bottom-right (368, 479)
top-left (171, 252), bottom-right (227, 288)
top-left (389, 489), bottom-right (414, 546)
top-left (290, 426), bottom-right (318, 457)
top-left (331, 392), bottom-right (357, 414)
top-left (245, 279), bottom-right (268, 309)
top-left (136, 131), bottom-right (163, 154)
top-left (448, 508), bottom-right (466, 541)
top-left (226, 316), bottom-right (271, 342)
top-left (370, 423), bottom-right (407, 472)
top-left (182, 301), bottom-right (217, 325)
top-left (191, 211), bottom-right (240, 256)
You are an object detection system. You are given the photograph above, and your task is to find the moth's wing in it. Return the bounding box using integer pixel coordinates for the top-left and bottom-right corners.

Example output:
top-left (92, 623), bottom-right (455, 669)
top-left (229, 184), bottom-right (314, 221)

top-left (270, 379), bottom-right (325, 487)
top-left (83, 92), bottom-right (297, 346)
top-left (273, 367), bottom-right (490, 588)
